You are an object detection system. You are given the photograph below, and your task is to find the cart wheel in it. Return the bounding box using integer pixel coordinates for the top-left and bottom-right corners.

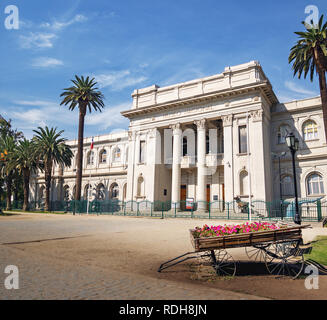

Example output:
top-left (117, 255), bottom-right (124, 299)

top-left (210, 250), bottom-right (237, 277)
top-left (245, 244), bottom-right (269, 262)
top-left (264, 241), bottom-right (304, 279)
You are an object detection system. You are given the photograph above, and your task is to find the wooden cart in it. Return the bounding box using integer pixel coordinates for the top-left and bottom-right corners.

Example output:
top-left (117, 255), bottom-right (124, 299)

top-left (158, 222), bottom-right (311, 279)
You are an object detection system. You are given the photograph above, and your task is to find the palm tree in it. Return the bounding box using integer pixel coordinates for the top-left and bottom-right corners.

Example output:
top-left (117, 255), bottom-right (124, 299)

top-left (10, 139), bottom-right (40, 211)
top-left (289, 15), bottom-right (327, 140)
top-left (0, 136), bottom-right (16, 210)
top-left (33, 126), bottom-right (73, 211)
top-left (60, 76), bottom-right (105, 201)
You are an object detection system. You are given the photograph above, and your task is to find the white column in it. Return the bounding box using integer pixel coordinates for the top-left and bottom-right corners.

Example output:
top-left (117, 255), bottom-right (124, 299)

top-left (195, 119), bottom-right (207, 210)
top-left (126, 131), bottom-right (136, 201)
top-left (222, 115), bottom-right (234, 202)
top-left (171, 123), bottom-right (182, 208)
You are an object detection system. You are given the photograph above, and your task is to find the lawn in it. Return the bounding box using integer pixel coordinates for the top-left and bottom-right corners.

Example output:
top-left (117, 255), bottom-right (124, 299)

top-left (304, 236), bottom-right (327, 266)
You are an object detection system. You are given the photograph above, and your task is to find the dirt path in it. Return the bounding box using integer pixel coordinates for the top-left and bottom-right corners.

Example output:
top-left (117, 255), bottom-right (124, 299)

top-left (1, 213), bottom-right (327, 300)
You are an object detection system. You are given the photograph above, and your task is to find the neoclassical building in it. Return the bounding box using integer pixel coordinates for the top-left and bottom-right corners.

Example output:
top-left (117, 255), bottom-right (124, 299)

top-left (30, 61), bottom-right (327, 207)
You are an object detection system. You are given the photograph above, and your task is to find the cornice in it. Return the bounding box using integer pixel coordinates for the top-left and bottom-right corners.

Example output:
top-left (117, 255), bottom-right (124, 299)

top-left (121, 81), bottom-right (278, 119)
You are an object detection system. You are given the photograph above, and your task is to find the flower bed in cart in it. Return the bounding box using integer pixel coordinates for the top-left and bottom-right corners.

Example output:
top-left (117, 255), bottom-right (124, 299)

top-left (190, 222), bottom-right (304, 251)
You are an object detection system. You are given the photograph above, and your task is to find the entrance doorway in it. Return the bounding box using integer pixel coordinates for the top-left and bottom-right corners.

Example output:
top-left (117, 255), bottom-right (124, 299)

top-left (180, 185), bottom-right (186, 211)
top-left (206, 184), bottom-right (210, 210)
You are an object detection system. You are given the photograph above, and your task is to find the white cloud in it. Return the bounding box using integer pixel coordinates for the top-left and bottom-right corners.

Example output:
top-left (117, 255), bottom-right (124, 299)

top-left (94, 70), bottom-right (147, 91)
top-left (85, 103), bottom-right (130, 130)
top-left (19, 32), bottom-right (57, 49)
top-left (284, 81), bottom-right (318, 96)
top-left (40, 14), bottom-right (88, 31)
top-left (31, 57), bottom-right (64, 68)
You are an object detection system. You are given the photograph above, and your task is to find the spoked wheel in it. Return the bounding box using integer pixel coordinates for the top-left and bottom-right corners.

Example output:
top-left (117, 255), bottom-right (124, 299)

top-left (245, 244), bottom-right (270, 262)
top-left (210, 250), bottom-right (237, 277)
top-left (264, 240), bottom-right (304, 279)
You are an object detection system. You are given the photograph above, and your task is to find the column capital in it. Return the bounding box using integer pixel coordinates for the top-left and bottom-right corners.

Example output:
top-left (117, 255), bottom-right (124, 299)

top-left (250, 110), bottom-right (263, 122)
top-left (128, 131), bottom-right (136, 142)
top-left (170, 123), bottom-right (181, 134)
top-left (194, 119), bottom-right (206, 130)
top-left (222, 115), bottom-right (233, 127)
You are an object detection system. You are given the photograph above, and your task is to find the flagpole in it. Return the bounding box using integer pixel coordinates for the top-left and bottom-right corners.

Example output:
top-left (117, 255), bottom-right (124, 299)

top-left (86, 137), bottom-right (94, 215)
top-left (246, 112), bottom-right (252, 222)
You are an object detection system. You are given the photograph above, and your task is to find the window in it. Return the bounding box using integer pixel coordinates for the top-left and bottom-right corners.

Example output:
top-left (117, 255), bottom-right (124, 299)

top-left (277, 125), bottom-right (290, 144)
top-left (240, 170), bottom-right (248, 196)
top-left (307, 173), bottom-right (324, 195)
top-left (182, 137), bottom-right (187, 156)
top-left (63, 185), bottom-right (70, 201)
top-left (99, 150), bottom-right (107, 164)
top-left (281, 175), bottom-right (294, 196)
top-left (206, 134), bottom-right (210, 154)
top-left (139, 141), bottom-right (146, 163)
top-left (113, 147), bottom-right (121, 162)
top-left (303, 120), bottom-right (318, 141)
top-left (87, 151), bottom-right (94, 165)
top-left (239, 126), bottom-right (247, 154)
top-left (96, 184), bottom-right (106, 200)
top-left (84, 184), bottom-right (92, 199)
top-left (110, 183), bottom-right (119, 199)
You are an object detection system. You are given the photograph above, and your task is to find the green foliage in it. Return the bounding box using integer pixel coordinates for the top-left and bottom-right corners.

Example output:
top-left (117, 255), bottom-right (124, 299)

top-left (32, 126), bottom-right (73, 169)
top-left (289, 15), bottom-right (327, 81)
top-left (60, 75), bottom-right (105, 113)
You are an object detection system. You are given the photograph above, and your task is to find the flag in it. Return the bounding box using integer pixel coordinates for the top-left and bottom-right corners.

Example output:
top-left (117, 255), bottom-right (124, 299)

top-left (90, 137), bottom-right (94, 150)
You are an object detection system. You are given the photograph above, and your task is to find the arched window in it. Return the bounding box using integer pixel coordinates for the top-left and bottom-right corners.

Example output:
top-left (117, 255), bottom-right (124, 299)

top-left (277, 125), bottom-right (290, 144)
top-left (110, 183), bottom-right (119, 199)
top-left (99, 149), bottom-right (107, 164)
top-left (239, 170), bottom-right (248, 196)
top-left (307, 173), bottom-right (324, 195)
top-left (63, 185), bottom-right (70, 201)
top-left (87, 151), bottom-right (94, 165)
top-left (113, 147), bottom-right (121, 162)
top-left (281, 175), bottom-right (294, 196)
top-left (137, 176), bottom-right (145, 197)
top-left (96, 183), bottom-right (106, 200)
top-left (84, 184), bottom-right (92, 199)
top-left (303, 120), bottom-right (318, 141)
top-left (182, 137), bottom-right (188, 156)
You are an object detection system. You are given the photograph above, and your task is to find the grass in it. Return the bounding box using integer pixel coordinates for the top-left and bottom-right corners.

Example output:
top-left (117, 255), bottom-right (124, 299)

top-left (304, 236), bottom-right (327, 266)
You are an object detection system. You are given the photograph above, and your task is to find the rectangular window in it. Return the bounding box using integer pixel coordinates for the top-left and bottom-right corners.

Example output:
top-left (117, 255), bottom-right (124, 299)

top-left (139, 141), bottom-right (146, 163)
top-left (239, 126), bottom-right (247, 154)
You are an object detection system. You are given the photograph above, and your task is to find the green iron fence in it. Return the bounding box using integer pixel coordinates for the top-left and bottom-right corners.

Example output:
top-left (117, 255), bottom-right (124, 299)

top-left (1, 198), bottom-right (325, 222)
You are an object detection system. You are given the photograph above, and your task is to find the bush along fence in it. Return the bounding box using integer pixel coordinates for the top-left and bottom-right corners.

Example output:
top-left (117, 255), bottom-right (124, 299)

top-left (1, 197), bottom-right (326, 222)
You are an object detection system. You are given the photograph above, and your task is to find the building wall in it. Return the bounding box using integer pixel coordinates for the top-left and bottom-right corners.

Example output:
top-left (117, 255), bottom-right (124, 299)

top-left (30, 62), bottom-right (327, 207)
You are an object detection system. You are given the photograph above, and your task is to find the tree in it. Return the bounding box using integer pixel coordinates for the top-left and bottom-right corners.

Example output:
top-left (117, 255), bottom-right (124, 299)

top-left (60, 76), bottom-right (105, 201)
top-left (33, 126), bottom-right (73, 211)
top-left (289, 15), bottom-right (327, 141)
top-left (9, 139), bottom-right (39, 211)
top-left (0, 136), bottom-right (16, 210)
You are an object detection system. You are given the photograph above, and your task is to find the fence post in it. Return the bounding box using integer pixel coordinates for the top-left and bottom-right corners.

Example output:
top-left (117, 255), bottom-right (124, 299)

top-left (161, 202), bottom-right (164, 219)
top-left (208, 201), bottom-right (211, 219)
top-left (317, 200), bottom-right (322, 222)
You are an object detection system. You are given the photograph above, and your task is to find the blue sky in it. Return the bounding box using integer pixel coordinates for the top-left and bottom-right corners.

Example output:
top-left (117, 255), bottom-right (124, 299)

top-left (0, 0), bottom-right (326, 140)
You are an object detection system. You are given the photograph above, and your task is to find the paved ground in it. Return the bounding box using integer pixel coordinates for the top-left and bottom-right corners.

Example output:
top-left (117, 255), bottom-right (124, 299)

top-left (0, 212), bottom-right (326, 300)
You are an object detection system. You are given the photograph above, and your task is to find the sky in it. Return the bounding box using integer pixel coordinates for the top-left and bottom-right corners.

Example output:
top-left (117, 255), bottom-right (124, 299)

top-left (0, 0), bottom-right (326, 140)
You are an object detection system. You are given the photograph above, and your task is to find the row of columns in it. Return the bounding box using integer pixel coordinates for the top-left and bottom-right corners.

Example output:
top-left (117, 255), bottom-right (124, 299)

top-left (170, 119), bottom-right (208, 210)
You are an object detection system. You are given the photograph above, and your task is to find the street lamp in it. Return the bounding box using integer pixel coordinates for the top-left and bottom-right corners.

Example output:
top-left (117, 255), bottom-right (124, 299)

top-left (285, 132), bottom-right (301, 225)
top-left (271, 151), bottom-right (286, 219)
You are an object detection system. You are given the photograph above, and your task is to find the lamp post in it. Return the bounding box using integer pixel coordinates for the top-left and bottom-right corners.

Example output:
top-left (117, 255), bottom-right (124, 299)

top-left (285, 133), bottom-right (301, 225)
top-left (271, 151), bottom-right (286, 219)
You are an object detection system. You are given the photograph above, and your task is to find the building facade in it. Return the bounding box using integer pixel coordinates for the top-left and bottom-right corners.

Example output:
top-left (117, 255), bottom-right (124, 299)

top-left (30, 61), bottom-right (327, 207)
